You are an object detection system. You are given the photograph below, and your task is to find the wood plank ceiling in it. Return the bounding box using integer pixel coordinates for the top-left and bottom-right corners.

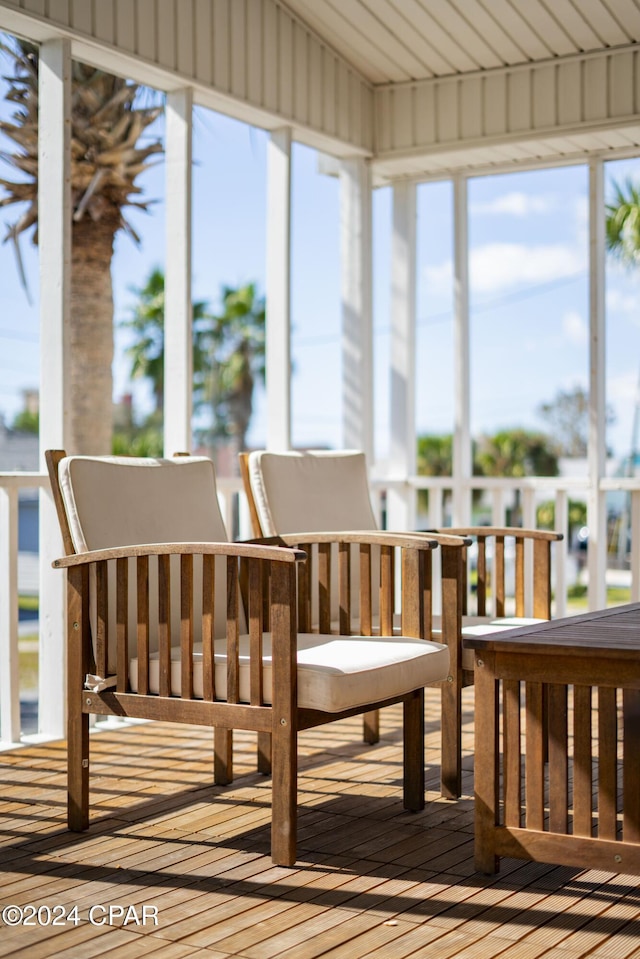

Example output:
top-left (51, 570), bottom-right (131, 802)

top-left (281, 0), bottom-right (640, 178)
top-left (281, 0), bottom-right (640, 84)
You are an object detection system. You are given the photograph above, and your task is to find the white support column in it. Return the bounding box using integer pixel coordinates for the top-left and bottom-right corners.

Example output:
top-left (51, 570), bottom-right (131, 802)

top-left (340, 158), bottom-right (373, 461)
top-left (0, 487), bottom-right (20, 744)
top-left (453, 176), bottom-right (471, 526)
top-left (587, 159), bottom-right (607, 611)
top-left (388, 181), bottom-right (417, 531)
top-left (266, 128), bottom-right (292, 450)
top-left (164, 88), bottom-right (193, 455)
top-left (38, 38), bottom-right (72, 740)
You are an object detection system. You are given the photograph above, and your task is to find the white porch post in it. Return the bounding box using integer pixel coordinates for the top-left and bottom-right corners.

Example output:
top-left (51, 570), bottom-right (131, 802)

top-left (38, 38), bottom-right (72, 740)
top-left (452, 176), bottom-right (471, 526)
top-left (388, 181), bottom-right (417, 531)
top-left (0, 486), bottom-right (19, 743)
top-left (164, 88), bottom-right (193, 455)
top-left (266, 128), bottom-right (292, 450)
top-left (587, 159), bottom-right (607, 610)
top-left (340, 158), bottom-right (373, 461)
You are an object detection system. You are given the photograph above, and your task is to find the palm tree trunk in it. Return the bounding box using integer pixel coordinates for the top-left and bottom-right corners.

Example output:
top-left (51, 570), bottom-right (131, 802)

top-left (69, 214), bottom-right (118, 454)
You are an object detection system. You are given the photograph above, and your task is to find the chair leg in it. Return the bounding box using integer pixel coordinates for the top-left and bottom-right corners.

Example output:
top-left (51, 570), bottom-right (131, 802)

top-left (271, 721), bottom-right (297, 866)
top-left (403, 689), bottom-right (425, 811)
top-left (257, 731), bottom-right (272, 774)
top-left (67, 569), bottom-right (89, 832)
top-left (441, 680), bottom-right (462, 799)
top-left (214, 728), bottom-right (233, 785)
top-left (68, 699), bottom-right (89, 831)
top-left (363, 709), bottom-right (380, 744)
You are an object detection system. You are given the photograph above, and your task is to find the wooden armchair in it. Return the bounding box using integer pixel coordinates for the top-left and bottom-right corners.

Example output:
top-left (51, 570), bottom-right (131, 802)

top-left (241, 450), bottom-right (562, 799)
top-left (46, 450), bottom-right (450, 866)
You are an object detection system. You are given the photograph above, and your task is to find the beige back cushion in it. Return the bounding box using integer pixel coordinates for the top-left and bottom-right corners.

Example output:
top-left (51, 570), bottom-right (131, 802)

top-left (57, 455), bottom-right (242, 671)
top-left (247, 450), bottom-right (378, 536)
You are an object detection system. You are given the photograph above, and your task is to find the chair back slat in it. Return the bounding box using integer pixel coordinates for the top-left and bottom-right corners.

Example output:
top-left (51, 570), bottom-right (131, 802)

top-left (180, 555), bottom-right (194, 700)
top-left (359, 544), bottom-right (372, 636)
top-left (338, 543), bottom-right (351, 635)
top-left (379, 546), bottom-right (394, 636)
top-left (226, 556), bottom-right (240, 704)
top-left (248, 558), bottom-right (264, 705)
top-left (136, 557), bottom-right (150, 695)
top-left (202, 555), bottom-right (215, 701)
top-left (533, 539), bottom-right (552, 618)
top-left (158, 555), bottom-right (171, 698)
top-left (401, 549), bottom-right (423, 638)
top-left (95, 561), bottom-right (109, 680)
top-left (297, 544), bottom-right (311, 633)
top-left (116, 558), bottom-right (129, 693)
top-left (318, 543), bottom-right (332, 634)
top-left (423, 550), bottom-right (433, 640)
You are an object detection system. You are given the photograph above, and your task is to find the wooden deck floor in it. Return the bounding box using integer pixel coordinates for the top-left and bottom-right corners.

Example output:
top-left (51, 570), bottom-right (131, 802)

top-left (1, 689), bottom-right (639, 959)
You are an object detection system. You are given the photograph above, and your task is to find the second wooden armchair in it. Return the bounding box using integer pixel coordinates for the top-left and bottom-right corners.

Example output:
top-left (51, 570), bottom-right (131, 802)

top-left (241, 449), bottom-right (563, 799)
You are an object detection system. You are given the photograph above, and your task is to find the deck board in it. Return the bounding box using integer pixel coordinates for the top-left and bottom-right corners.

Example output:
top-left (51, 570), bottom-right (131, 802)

top-left (0, 689), bottom-right (639, 958)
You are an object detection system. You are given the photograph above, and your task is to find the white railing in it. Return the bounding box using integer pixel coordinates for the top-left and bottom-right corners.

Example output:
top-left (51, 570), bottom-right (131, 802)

top-left (2, 469), bottom-right (639, 747)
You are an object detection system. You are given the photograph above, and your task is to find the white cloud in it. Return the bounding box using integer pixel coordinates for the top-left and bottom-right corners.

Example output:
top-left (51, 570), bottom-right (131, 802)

top-left (469, 242), bottom-right (585, 294)
top-left (606, 288), bottom-right (639, 315)
top-left (562, 310), bottom-right (588, 346)
top-left (424, 242), bottom-right (586, 296)
top-left (470, 192), bottom-right (553, 216)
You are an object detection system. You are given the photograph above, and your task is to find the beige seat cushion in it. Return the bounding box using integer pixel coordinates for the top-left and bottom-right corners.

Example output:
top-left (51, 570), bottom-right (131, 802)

top-left (130, 634), bottom-right (450, 713)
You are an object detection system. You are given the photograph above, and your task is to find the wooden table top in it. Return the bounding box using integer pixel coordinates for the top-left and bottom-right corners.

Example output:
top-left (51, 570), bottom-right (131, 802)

top-left (464, 602), bottom-right (640, 659)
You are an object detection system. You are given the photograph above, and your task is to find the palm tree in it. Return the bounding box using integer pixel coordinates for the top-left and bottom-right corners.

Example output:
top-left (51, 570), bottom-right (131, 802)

top-left (123, 266), bottom-right (211, 416)
top-left (202, 283), bottom-right (266, 454)
top-left (0, 37), bottom-right (163, 453)
top-left (125, 271), bottom-right (265, 455)
top-left (606, 178), bottom-right (640, 265)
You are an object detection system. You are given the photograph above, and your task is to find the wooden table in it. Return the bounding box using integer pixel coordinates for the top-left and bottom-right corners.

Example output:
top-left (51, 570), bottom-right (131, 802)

top-left (466, 603), bottom-right (640, 876)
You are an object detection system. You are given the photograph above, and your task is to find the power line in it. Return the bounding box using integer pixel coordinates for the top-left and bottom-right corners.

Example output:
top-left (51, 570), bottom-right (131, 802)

top-left (292, 270), bottom-right (588, 348)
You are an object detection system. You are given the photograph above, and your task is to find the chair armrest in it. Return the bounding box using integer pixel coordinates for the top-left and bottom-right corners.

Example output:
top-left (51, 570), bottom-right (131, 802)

top-left (271, 530), bottom-right (440, 551)
top-left (438, 526), bottom-right (563, 542)
top-left (53, 541), bottom-right (306, 568)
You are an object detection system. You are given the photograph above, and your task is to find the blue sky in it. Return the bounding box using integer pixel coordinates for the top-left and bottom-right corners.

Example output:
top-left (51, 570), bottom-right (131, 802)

top-left (1, 42), bottom-right (640, 464)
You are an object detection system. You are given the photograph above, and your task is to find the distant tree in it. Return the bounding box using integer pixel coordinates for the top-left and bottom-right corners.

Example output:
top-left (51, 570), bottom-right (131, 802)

top-left (537, 386), bottom-right (589, 457)
top-left (537, 385), bottom-right (615, 458)
top-left (11, 408), bottom-right (38, 434)
top-left (537, 498), bottom-right (586, 535)
top-left (416, 434), bottom-right (452, 477)
top-left (475, 429), bottom-right (559, 478)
